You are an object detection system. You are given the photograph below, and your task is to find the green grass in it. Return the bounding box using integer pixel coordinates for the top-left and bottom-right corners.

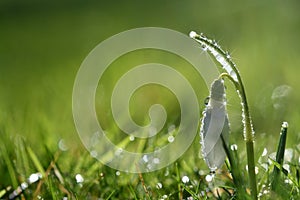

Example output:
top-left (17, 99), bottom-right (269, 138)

top-left (1, 0), bottom-right (300, 199)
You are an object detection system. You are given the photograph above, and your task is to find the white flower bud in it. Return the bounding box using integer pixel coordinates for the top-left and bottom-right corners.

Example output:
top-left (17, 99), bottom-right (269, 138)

top-left (200, 79), bottom-right (229, 171)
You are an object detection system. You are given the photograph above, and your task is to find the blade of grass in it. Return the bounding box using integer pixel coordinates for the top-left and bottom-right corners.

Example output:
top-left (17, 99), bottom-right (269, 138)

top-left (128, 184), bottom-right (138, 200)
top-left (105, 190), bottom-right (116, 200)
top-left (26, 146), bottom-right (46, 176)
top-left (0, 141), bottom-right (18, 188)
top-left (269, 159), bottom-right (299, 187)
top-left (221, 136), bottom-right (248, 199)
top-left (175, 163), bottom-right (183, 200)
top-left (181, 183), bottom-right (199, 199)
top-left (271, 122), bottom-right (288, 190)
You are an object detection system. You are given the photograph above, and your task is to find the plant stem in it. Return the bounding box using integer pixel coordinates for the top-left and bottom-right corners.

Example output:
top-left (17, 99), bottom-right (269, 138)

top-left (221, 74), bottom-right (257, 200)
top-left (271, 122), bottom-right (288, 191)
top-left (236, 76), bottom-right (257, 200)
top-left (221, 135), bottom-right (247, 198)
top-left (246, 140), bottom-right (257, 199)
top-left (190, 32), bottom-right (258, 199)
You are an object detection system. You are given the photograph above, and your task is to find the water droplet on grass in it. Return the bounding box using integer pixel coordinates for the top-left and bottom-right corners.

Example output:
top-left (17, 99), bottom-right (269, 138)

top-left (164, 168), bottom-right (169, 176)
top-left (283, 164), bottom-right (290, 173)
top-left (205, 174), bottom-right (214, 182)
top-left (245, 165), bottom-right (259, 174)
top-left (58, 139), bottom-right (68, 151)
top-left (29, 173), bottom-right (42, 184)
top-left (262, 148), bottom-right (268, 156)
top-left (204, 97), bottom-right (210, 105)
top-left (226, 52), bottom-right (231, 58)
top-left (21, 182), bottom-right (28, 190)
top-left (189, 31), bottom-right (197, 38)
top-left (284, 179), bottom-right (292, 184)
top-left (75, 174), bottom-right (84, 183)
top-left (282, 121), bottom-right (288, 129)
top-left (156, 182), bottom-right (163, 189)
top-left (201, 44), bottom-right (208, 51)
top-left (168, 135), bottom-right (174, 143)
top-left (142, 155), bottom-right (148, 163)
top-left (230, 144), bottom-right (238, 151)
top-left (116, 171), bottom-right (121, 176)
top-left (129, 134), bottom-right (135, 141)
top-left (182, 175), bottom-right (190, 183)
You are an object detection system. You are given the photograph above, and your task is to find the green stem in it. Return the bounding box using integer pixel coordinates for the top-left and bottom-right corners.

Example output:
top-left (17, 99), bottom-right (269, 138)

top-left (220, 74), bottom-right (257, 200)
top-left (246, 140), bottom-right (257, 199)
top-left (271, 122), bottom-right (288, 191)
top-left (191, 32), bottom-right (258, 199)
top-left (221, 135), bottom-right (246, 198)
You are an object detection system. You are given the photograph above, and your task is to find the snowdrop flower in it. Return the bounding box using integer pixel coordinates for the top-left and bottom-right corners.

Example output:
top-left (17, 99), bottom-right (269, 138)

top-left (200, 78), bottom-right (229, 171)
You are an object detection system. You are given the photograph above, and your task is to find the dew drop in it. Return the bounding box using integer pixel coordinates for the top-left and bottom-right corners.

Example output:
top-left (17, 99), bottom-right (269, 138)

top-left (226, 52), bottom-right (231, 59)
top-left (205, 174), bottom-right (214, 182)
top-left (230, 144), bottom-right (238, 151)
top-left (284, 179), bottom-right (292, 184)
top-left (168, 135), bottom-right (175, 143)
top-left (262, 148), bottom-right (268, 156)
top-left (245, 165), bottom-right (259, 174)
top-left (282, 121), bottom-right (288, 128)
top-left (58, 139), bottom-right (68, 151)
top-left (75, 174), bottom-right (84, 183)
top-left (201, 44), bottom-right (208, 51)
top-left (204, 96), bottom-right (210, 105)
top-left (258, 192), bottom-right (263, 198)
top-left (283, 164), bottom-right (290, 173)
top-left (129, 134), bottom-right (135, 141)
top-left (156, 182), bottom-right (163, 189)
top-left (142, 155), bottom-right (149, 163)
top-left (263, 189), bottom-right (270, 194)
top-left (21, 182), bottom-right (28, 190)
top-left (116, 171), bottom-right (121, 176)
top-left (164, 168), bottom-right (169, 176)
top-left (189, 31), bottom-right (197, 38)
top-left (182, 175), bottom-right (190, 183)
top-left (29, 173), bottom-right (42, 184)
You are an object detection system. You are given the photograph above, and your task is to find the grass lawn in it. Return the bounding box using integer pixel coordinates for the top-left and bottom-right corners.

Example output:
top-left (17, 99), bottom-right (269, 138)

top-left (1, 0), bottom-right (300, 199)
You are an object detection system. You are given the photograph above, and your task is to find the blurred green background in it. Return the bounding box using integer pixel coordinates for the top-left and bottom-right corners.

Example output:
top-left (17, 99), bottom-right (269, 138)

top-left (1, 0), bottom-right (300, 171)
